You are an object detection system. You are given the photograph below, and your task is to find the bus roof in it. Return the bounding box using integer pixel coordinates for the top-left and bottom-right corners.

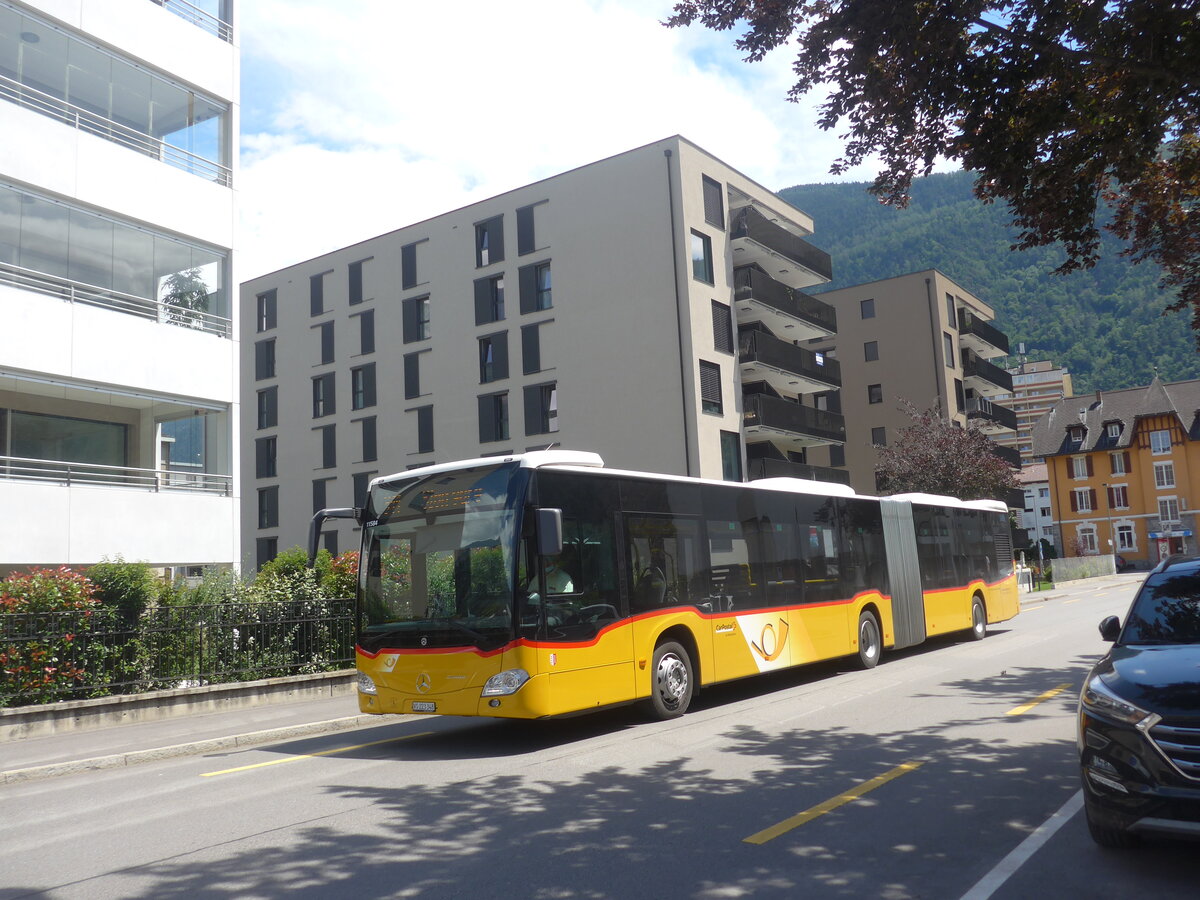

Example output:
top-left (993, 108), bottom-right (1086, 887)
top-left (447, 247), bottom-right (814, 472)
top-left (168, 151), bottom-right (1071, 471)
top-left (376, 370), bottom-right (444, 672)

top-left (370, 452), bottom-right (1005, 512)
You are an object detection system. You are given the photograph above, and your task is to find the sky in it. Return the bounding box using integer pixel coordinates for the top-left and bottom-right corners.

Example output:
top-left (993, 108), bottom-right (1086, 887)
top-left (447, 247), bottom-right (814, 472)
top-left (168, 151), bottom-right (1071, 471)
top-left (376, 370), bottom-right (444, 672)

top-left (235, 0), bottom-right (887, 281)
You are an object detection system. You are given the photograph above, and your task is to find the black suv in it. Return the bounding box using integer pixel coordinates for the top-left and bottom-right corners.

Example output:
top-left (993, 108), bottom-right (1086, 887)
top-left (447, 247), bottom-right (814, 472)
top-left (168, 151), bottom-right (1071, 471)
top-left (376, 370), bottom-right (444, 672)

top-left (1078, 555), bottom-right (1200, 847)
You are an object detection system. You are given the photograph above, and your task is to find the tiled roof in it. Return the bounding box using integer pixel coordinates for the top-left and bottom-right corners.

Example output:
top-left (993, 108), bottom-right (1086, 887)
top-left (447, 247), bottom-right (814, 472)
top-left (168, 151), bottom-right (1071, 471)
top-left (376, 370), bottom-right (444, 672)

top-left (1029, 377), bottom-right (1200, 458)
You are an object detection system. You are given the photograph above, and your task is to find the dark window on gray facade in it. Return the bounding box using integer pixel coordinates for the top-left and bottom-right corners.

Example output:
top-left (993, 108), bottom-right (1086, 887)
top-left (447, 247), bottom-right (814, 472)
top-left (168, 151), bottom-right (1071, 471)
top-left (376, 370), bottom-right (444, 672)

top-left (256, 290), bottom-right (277, 332)
top-left (404, 352), bottom-right (421, 399)
top-left (255, 436), bottom-right (276, 478)
top-left (256, 537), bottom-right (278, 571)
top-left (401, 241), bottom-right (419, 289)
top-left (864, 340), bottom-right (879, 362)
top-left (479, 332), bottom-right (509, 383)
top-left (943, 332), bottom-right (955, 368)
top-left (517, 202), bottom-right (543, 256)
top-left (720, 430), bottom-right (741, 482)
top-left (255, 339), bottom-right (275, 380)
top-left (699, 360), bottom-right (722, 414)
top-left (475, 215), bottom-right (504, 267)
top-left (310, 272), bottom-right (326, 316)
top-left (522, 322), bottom-right (542, 374)
top-left (349, 258), bottom-right (369, 305)
top-left (691, 230), bottom-right (714, 284)
top-left (872, 427), bottom-right (887, 446)
top-left (524, 382), bottom-right (558, 436)
top-left (702, 175), bottom-right (725, 229)
top-left (358, 308), bottom-right (375, 355)
top-left (712, 300), bottom-right (733, 353)
top-left (829, 445), bottom-right (846, 467)
top-left (317, 321), bottom-right (334, 364)
top-left (860, 298), bottom-right (875, 319)
top-left (313, 373), bottom-right (335, 417)
top-left (360, 416), bottom-right (377, 462)
top-left (318, 424), bottom-right (336, 468)
top-left (519, 262), bottom-right (552, 313)
top-left (322, 531), bottom-right (338, 555)
top-left (402, 296), bottom-right (430, 343)
top-left (416, 405), bottom-right (433, 454)
top-left (478, 392), bottom-right (509, 442)
top-left (868, 383), bottom-right (883, 404)
top-left (353, 471), bottom-right (376, 508)
top-left (474, 275), bottom-right (504, 325)
top-left (257, 387), bottom-right (277, 429)
top-left (312, 477), bottom-right (332, 514)
top-left (258, 486), bottom-right (279, 529)
top-left (351, 364), bottom-right (376, 410)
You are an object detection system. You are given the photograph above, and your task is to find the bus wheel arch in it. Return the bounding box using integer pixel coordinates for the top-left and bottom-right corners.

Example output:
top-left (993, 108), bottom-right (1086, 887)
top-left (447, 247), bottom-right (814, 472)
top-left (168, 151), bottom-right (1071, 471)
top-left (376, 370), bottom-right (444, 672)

top-left (855, 607), bottom-right (882, 670)
top-left (969, 593), bottom-right (987, 641)
top-left (647, 627), bottom-right (698, 719)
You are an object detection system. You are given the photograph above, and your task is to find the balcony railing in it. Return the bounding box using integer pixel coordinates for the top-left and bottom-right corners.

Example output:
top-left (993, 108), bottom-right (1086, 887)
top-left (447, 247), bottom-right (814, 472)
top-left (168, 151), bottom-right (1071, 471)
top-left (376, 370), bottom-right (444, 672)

top-left (739, 330), bottom-right (841, 392)
top-left (966, 396), bottom-right (1018, 432)
top-left (990, 443), bottom-right (1022, 469)
top-left (746, 457), bottom-right (851, 485)
top-left (0, 455), bottom-right (232, 495)
top-left (961, 350), bottom-right (1014, 394)
top-left (733, 266), bottom-right (837, 337)
top-left (0, 73), bottom-right (232, 187)
top-left (743, 394), bottom-right (846, 446)
top-left (0, 261), bottom-right (231, 338)
top-left (958, 309), bottom-right (1010, 356)
top-left (152, 0), bottom-right (233, 42)
top-left (730, 206), bottom-right (833, 284)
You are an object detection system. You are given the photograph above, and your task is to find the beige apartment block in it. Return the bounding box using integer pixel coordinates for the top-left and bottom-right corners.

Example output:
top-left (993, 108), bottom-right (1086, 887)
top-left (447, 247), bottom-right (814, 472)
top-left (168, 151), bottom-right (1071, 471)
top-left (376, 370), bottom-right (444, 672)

top-left (994, 359), bottom-right (1074, 465)
top-left (242, 136), bottom-right (846, 567)
top-left (805, 270), bottom-right (1017, 494)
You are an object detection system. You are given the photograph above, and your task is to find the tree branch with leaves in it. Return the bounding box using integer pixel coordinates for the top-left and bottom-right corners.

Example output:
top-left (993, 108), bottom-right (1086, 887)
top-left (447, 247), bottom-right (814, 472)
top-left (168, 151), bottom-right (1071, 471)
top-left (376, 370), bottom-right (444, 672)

top-left (666, 0), bottom-right (1200, 342)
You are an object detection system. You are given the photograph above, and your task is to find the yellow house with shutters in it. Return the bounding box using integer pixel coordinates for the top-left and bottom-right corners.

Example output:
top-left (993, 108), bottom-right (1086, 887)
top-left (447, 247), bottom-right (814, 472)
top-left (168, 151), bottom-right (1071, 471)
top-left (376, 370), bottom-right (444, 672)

top-left (1030, 377), bottom-right (1200, 568)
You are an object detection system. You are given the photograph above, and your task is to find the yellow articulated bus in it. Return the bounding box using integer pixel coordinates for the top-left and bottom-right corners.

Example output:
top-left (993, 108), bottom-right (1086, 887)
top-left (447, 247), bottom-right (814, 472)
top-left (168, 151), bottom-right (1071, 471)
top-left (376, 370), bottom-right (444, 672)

top-left (310, 450), bottom-right (1019, 721)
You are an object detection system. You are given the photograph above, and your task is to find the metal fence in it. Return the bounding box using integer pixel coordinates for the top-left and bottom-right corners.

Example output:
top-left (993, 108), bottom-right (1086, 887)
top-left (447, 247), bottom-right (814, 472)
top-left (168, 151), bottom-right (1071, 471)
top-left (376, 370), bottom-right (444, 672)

top-left (1, 598), bottom-right (356, 708)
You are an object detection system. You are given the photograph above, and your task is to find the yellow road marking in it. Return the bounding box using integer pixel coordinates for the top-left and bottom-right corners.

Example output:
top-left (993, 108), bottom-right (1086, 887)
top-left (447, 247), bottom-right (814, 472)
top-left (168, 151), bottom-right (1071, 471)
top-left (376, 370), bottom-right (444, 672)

top-left (1006, 683), bottom-right (1072, 717)
top-left (200, 731), bottom-right (434, 777)
top-left (743, 760), bottom-right (924, 845)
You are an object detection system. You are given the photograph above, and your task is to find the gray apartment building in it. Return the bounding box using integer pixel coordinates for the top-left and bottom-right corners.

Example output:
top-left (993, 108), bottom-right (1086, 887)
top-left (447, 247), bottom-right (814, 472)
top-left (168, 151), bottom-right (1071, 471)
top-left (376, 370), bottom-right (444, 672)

top-left (241, 136), bottom-right (845, 566)
top-left (804, 270), bottom-right (1018, 494)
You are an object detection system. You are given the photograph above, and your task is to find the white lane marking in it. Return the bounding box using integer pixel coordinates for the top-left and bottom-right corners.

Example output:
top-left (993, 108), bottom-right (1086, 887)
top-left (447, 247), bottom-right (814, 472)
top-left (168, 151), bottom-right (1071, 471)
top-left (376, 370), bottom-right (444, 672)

top-left (958, 790), bottom-right (1083, 900)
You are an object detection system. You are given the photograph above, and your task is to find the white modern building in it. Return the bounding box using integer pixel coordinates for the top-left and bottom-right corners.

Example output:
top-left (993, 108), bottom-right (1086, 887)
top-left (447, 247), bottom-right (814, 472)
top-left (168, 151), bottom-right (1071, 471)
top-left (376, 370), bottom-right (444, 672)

top-left (242, 136), bottom-right (843, 566)
top-left (0, 0), bottom-right (239, 573)
top-left (1017, 462), bottom-right (1056, 553)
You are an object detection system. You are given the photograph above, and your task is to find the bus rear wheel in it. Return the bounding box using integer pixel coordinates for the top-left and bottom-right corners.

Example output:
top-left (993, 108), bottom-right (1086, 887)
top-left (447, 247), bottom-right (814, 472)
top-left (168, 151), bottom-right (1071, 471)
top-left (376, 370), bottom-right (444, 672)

top-left (649, 641), bottom-right (693, 719)
top-left (856, 611), bottom-right (881, 670)
top-left (969, 595), bottom-right (987, 641)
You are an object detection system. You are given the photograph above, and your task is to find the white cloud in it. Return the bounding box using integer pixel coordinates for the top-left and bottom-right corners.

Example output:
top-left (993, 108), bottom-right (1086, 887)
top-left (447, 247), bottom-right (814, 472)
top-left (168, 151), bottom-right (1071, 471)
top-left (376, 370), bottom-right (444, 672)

top-left (236, 0), bottom-right (883, 279)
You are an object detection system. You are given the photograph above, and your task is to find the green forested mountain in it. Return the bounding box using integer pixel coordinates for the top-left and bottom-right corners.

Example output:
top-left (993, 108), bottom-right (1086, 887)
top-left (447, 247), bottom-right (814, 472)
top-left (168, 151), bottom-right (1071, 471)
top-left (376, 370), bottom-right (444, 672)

top-left (778, 172), bottom-right (1198, 392)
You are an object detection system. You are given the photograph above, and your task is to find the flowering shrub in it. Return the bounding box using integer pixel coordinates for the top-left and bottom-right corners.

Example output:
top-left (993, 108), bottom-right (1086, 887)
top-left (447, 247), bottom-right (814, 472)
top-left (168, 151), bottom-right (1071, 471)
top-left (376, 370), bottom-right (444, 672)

top-left (0, 567), bottom-right (112, 705)
top-left (322, 550), bottom-right (359, 599)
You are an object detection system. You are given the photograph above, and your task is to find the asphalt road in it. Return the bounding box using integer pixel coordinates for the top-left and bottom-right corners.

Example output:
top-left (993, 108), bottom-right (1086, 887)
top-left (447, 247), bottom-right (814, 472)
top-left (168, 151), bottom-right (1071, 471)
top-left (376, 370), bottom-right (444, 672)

top-left (1, 575), bottom-right (1195, 899)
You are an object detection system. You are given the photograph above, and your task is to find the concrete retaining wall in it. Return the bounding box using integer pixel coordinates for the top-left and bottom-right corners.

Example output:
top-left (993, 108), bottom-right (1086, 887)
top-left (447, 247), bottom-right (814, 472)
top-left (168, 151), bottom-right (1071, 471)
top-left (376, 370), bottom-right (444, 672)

top-left (0, 669), bottom-right (357, 742)
top-left (1051, 554), bottom-right (1117, 585)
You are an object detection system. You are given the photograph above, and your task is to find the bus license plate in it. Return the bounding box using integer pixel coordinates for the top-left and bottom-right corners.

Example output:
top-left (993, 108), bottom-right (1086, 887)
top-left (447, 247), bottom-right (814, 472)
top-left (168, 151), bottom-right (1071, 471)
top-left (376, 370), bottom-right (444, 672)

top-left (412, 701), bottom-right (436, 713)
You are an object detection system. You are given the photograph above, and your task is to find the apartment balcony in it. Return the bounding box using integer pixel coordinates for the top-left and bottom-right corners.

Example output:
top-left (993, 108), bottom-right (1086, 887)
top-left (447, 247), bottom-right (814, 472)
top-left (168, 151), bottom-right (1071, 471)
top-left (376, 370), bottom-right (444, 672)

top-left (733, 266), bottom-right (837, 341)
top-left (990, 443), bottom-right (1023, 469)
top-left (746, 456), bottom-right (851, 486)
top-left (0, 456), bottom-right (231, 495)
top-left (957, 309), bottom-right (1010, 359)
top-left (966, 396), bottom-right (1018, 434)
top-left (730, 206), bottom-right (833, 289)
top-left (739, 330), bottom-right (841, 395)
top-left (156, 0), bottom-right (235, 41)
top-left (743, 394), bottom-right (846, 452)
top-left (961, 349), bottom-right (1013, 397)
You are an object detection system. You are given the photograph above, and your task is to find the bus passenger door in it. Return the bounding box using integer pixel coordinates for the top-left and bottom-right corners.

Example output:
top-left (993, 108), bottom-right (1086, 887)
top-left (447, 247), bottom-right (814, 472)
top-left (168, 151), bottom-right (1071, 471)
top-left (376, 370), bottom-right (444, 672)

top-left (880, 500), bottom-right (926, 649)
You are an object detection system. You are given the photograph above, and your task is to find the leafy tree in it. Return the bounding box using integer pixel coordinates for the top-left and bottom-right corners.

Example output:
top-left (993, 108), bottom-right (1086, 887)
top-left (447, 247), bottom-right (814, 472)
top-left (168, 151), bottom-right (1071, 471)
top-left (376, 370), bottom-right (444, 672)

top-left (875, 402), bottom-right (1017, 501)
top-left (665, 1), bottom-right (1200, 342)
top-left (160, 267), bottom-right (210, 328)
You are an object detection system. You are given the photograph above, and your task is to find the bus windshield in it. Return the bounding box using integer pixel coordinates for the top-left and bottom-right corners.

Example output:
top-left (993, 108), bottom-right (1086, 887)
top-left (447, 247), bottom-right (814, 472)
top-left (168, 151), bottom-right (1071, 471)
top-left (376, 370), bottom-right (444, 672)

top-left (360, 462), bottom-right (529, 653)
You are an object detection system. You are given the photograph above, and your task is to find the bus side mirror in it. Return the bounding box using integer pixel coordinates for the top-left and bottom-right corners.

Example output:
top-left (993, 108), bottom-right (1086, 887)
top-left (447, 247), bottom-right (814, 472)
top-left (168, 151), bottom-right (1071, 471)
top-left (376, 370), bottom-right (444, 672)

top-left (537, 508), bottom-right (563, 557)
top-left (1098, 616), bottom-right (1121, 642)
top-left (308, 507), bottom-right (363, 566)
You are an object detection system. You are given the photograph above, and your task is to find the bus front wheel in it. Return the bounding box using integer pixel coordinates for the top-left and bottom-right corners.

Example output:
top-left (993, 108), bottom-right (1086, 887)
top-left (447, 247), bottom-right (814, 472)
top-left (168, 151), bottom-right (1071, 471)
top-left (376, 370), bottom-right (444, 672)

top-left (649, 641), bottom-right (693, 719)
top-left (856, 611), bottom-right (881, 670)
top-left (969, 595), bottom-right (987, 641)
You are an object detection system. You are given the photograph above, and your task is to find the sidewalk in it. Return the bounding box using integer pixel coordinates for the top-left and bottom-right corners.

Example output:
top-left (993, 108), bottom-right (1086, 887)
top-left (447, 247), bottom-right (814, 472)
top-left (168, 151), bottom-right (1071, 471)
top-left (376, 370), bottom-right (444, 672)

top-left (0, 678), bottom-right (380, 785)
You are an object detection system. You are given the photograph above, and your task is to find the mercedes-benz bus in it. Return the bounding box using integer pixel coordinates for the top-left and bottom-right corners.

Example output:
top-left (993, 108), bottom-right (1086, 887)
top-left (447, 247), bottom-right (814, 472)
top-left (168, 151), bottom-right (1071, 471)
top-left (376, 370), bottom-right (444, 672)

top-left (310, 450), bottom-right (1018, 720)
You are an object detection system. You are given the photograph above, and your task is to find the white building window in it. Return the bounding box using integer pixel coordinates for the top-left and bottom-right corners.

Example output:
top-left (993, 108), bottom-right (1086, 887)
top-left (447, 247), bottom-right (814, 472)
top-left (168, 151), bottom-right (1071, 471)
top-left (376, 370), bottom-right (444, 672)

top-left (1078, 526), bottom-right (1098, 554)
top-left (1071, 456), bottom-right (1089, 479)
top-left (1116, 524), bottom-right (1136, 551)
top-left (1154, 461), bottom-right (1176, 489)
top-left (1108, 484), bottom-right (1129, 509)
top-left (1073, 488), bottom-right (1094, 513)
top-left (1159, 497), bottom-right (1180, 524)
top-left (1150, 429), bottom-right (1172, 454)
top-left (1109, 452), bottom-right (1127, 475)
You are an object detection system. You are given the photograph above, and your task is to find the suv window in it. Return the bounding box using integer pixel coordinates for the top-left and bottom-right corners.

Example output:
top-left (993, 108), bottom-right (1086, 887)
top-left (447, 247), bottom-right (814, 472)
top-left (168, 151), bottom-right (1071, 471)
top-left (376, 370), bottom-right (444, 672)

top-left (1122, 569), bottom-right (1200, 643)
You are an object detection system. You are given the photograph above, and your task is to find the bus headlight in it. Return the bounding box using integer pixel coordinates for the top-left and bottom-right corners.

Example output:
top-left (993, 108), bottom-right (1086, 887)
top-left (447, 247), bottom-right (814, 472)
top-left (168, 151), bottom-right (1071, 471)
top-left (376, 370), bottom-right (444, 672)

top-left (357, 671), bottom-right (378, 695)
top-left (482, 668), bottom-right (530, 696)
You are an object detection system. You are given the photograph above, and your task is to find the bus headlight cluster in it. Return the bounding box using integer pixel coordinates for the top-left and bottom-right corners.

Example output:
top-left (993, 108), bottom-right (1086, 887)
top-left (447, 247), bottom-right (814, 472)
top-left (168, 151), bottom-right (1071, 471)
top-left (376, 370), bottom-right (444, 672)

top-left (482, 668), bottom-right (530, 696)
top-left (357, 671), bottom-right (378, 695)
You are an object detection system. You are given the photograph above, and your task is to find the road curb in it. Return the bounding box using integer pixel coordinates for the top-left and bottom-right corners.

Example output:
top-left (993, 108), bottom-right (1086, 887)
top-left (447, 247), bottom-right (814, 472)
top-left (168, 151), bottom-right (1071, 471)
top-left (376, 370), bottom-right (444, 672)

top-left (0, 714), bottom-right (381, 785)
